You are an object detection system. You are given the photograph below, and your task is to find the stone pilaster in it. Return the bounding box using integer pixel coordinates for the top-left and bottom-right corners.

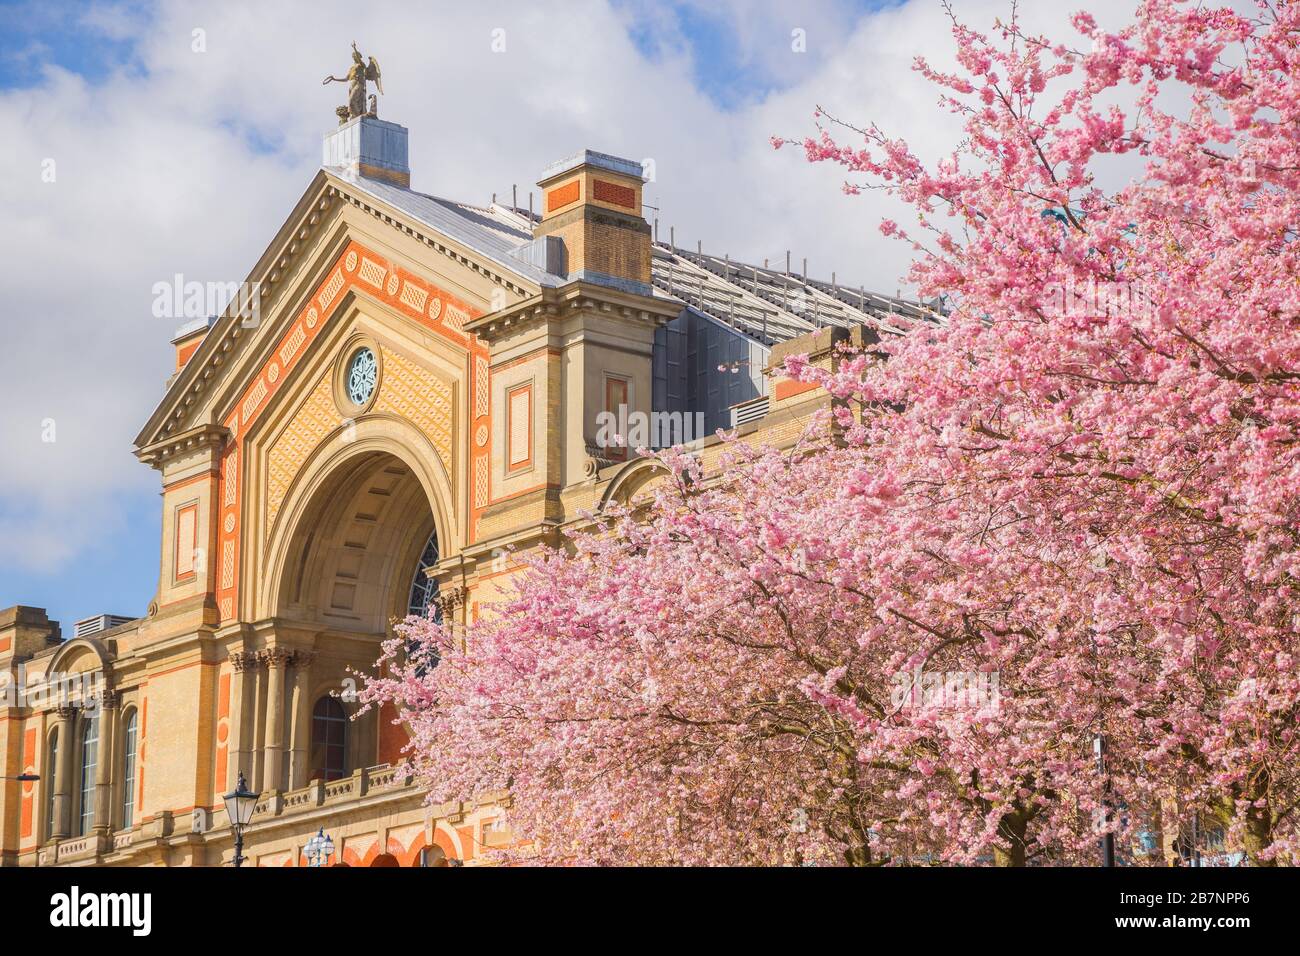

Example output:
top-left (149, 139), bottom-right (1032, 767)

top-left (50, 705), bottom-right (76, 840)
top-left (287, 651), bottom-right (316, 790)
top-left (261, 647), bottom-right (293, 793)
top-left (92, 691), bottom-right (119, 833)
top-left (228, 651), bottom-right (260, 796)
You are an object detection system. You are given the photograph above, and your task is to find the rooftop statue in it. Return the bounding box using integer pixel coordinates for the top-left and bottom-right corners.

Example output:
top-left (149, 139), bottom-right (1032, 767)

top-left (323, 42), bottom-right (382, 124)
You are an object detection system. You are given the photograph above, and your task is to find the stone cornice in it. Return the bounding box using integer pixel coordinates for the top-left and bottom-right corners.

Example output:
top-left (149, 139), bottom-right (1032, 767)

top-left (135, 422), bottom-right (230, 468)
top-left (464, 281), bottom-right (680, 343)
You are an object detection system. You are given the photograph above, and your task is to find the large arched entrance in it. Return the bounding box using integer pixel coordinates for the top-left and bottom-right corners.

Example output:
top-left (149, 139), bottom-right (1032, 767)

top-left (252, 444), bottom-right (446, 789)
top-left (274, 450), bottom-right (440, 635)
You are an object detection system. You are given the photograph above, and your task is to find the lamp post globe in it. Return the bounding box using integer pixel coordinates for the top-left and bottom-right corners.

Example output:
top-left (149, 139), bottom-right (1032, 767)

top-left (306, 826), bottom-right (336, 867)
top-left (223, 770), bottom-right (261, 868)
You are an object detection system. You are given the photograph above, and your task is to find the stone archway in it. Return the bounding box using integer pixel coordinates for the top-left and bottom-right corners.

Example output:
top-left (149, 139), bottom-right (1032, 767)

top-left (273, 449), bottom-right (440, 634)
top-left (250, 438), bottom-right (449, 788)
top-left (256, 413), bottom-right (460, 624)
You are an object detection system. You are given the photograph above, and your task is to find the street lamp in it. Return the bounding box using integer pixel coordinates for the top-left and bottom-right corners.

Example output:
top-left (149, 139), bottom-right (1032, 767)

top-left (305, 827), bottom-right (336, 867)
top-left (223, 770), bottom-right (260, 868)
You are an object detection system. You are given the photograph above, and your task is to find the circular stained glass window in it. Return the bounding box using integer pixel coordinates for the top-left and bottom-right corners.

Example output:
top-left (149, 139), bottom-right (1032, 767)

top-left (346, 347), bottom-right (377, 405)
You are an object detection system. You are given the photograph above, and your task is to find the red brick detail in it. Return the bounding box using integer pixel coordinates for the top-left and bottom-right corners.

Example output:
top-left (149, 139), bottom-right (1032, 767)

top-left (175, 338), bottom-right (203, 371)
top-left (773, 378), bottom-right (821, 402)
top-left (547, 180), bottom-right (581, 212)
top-left (215, 670), bottom-right (230, 793)
top-left (19, 728), bottom-right (36, 838)
top-left (376, 701), bottom-right (409, 765)
top-left (593, 179), bottom-right (636, 209)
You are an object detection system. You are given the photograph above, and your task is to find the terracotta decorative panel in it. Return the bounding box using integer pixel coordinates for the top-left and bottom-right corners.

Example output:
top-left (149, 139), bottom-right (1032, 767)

top-left (547, 180), bottom-right (581, 212)
top-left (593, 179), bottom-right (636, 209)
top-left (265, 372), bottom-right (343, 532)
top-left (373, 348), bottom-right (455, 476)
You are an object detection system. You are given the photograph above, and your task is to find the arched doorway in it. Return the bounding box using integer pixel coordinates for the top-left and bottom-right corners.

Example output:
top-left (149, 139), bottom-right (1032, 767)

top-left (275, 450), bottom-right (441, 634)
top-left (259, 447), bottom-right (445, 786)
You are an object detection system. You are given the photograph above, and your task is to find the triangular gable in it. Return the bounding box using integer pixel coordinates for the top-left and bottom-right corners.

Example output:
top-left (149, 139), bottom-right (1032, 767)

top-left (135, 169), bottom-right (541, 452)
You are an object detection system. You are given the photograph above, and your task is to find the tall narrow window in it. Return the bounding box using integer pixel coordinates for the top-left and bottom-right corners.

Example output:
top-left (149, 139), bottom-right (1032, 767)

top-left (120, 710), bottom-right (138, 829)
top-left (45, 730), bottom-right (58, 840)
top-left (77, 717), bottom-right (98, 836)
top-left (310, 697), bottom-right (347, 782)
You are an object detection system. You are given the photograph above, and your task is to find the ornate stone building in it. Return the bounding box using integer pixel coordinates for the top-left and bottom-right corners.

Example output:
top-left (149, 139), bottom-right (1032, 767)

top-left (0, 110), bottom-right (931, 867)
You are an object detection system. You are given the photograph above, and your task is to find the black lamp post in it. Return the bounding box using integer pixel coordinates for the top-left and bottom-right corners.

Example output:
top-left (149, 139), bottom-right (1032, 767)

top-left (223, 770), bottom-right (260, 868)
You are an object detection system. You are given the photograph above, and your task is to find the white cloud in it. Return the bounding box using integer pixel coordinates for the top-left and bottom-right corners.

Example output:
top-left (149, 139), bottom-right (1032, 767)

top-left (0, 0), bottom-right (1143, 575)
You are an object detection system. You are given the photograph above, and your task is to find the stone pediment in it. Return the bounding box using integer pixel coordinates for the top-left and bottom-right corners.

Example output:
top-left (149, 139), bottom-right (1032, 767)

top-left (134, 169), bottom-right (539, 458)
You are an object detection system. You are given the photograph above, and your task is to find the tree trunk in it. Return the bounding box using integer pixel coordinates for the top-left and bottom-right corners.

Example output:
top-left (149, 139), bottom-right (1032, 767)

top-left (843, 843), bottom-right (873, 867)
top-left (993, 812), bottom-right (1028, 867)
top-left (1242, 808), bottom-right (1276, 867)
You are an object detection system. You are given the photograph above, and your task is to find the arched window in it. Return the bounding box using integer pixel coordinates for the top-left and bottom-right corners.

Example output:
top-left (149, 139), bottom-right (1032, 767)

top-left (407, 529), bottom-right (440, 619)
top-left (45, 730), bottom-right (58, 840)
top-left (405, 529), bottom-right (442, 675)
top-left (120, 710), bottom-right (138, 829)
top-left (310, 697), bottom-right (347, 782)
top-left (77, 717), bottom-right (98, 836)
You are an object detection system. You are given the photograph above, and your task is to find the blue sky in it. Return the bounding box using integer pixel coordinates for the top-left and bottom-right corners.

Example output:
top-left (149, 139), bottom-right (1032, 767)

top-left (0, 0), bottom-right (1118, 636)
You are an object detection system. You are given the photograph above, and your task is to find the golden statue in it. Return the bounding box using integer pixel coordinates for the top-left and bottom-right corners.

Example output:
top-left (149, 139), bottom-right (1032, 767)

top-left (323, 42), bottom-right (382, 123)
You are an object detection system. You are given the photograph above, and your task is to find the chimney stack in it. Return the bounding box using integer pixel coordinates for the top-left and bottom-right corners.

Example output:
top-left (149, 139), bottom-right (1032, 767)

top-left (533, 149), bottom-right (651, 294)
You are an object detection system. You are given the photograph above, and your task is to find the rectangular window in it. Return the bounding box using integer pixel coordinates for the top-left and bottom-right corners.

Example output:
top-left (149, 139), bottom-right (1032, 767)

top-left (77, 718), bottom-right (98, 837)
top-left (174, 502), bottom-right (198, 580)
top-left (506, 383), bottom-right (533, 472)
top-left (45, 732), bottom-right (58, 840)
top-left (120, 711), bottom-right (137, 829)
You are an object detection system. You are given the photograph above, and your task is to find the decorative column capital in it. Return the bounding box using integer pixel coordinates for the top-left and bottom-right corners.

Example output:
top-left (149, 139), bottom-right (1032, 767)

top-left (290, 650), bottom-right (317, 668)
top-left (434, 585), bottom-right (468, 616)
top-left (54, 704), bottom-right (79, 720)
top-left (230, 650), bottom-right (261, 672)
top-left (259, 646), bottom-right (293, 668)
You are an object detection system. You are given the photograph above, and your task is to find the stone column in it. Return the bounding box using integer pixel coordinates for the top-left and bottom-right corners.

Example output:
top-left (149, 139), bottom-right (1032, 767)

top-left (50, 705), bottom-right (76, 839)
top-left (261, 647), bottom-right (291, 793)
top-left (93, 691), bottom-right (119, 833)
top-left (228, 651), bottom-right (258, 795)
top-left (287, 651), bottom-right (316, 789)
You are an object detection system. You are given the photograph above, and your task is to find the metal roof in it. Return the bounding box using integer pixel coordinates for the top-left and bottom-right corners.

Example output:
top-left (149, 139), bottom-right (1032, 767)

top-left (329, 168), bottom-right (941, 345)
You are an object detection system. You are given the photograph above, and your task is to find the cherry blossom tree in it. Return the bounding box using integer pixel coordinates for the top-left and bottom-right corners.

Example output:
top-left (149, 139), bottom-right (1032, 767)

top-left (776, 0), bottom-right (1300, 864)
top-left (364, 0), bottom-right (1300, 866)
